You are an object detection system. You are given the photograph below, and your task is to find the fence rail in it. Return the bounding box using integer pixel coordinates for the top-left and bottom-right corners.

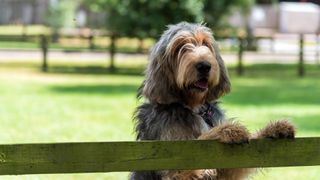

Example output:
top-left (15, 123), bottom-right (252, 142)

top-left (0, 137), bottom-right (319, 175)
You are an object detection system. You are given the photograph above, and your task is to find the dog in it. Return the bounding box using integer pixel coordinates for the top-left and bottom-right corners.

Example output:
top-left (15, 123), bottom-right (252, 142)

top-left (130, 22), bottom-right (295, 180)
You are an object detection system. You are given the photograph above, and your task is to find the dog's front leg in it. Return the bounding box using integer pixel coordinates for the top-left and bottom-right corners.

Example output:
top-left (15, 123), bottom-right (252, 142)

top-left (198, 121), bottom-right (253, 180)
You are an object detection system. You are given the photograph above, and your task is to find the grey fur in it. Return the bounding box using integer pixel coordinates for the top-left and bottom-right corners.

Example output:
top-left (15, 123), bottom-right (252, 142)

top-left (131, 22), bottom-right (230, 180)
top-left (130, 103), bottom-right (225, 180)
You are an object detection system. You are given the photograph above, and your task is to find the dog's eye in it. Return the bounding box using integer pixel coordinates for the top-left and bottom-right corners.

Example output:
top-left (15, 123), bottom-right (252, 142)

top-left (191, 40), bottom-right (197, 46)
top-left (203, 41), bottom-right (210, 47)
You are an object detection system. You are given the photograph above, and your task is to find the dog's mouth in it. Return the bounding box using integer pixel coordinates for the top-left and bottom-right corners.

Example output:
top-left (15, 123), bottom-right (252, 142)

top-left (192, 78), bottom-right (209, 91)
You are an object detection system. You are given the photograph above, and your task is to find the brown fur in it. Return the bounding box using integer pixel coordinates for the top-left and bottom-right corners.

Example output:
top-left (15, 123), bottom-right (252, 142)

top-left (198, 122), bottom-right (253, 180)
top-left (255, 120), bottom-right (296, 139)
top-left (133, 22), bottom-right (296, 180)
top-left (142, 24), bottom-right (230, 107)
top-left (163, 169), bottom-right (217, 180)
top-left (171, 32), bottom-right (220, 108)
top-left (198, 122), bottom-right (249, 143)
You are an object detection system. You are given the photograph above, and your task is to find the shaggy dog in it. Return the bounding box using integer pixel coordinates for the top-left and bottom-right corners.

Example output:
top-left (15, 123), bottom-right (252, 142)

top-left (130, 22), bottom-right (295, 180)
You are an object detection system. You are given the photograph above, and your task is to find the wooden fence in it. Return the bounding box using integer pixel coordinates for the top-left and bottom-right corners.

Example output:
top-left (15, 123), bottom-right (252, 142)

top-left (0, 137), bottom-right (319, 175)
top-left (0, 34), bottom-right (313, 76)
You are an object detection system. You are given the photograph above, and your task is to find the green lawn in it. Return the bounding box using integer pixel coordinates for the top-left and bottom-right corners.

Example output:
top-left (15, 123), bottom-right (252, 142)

top-left (0, 59), bottom-right (319, 179)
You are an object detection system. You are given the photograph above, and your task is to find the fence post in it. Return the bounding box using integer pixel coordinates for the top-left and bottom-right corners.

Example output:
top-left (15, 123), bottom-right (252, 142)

top-left (88, 34), bottom-right (95, 50)
top-left (40, 34), bottom-right (48, 72)
top-left (109, 34), bottom-right (116, 71)
top-left (22, 24), bottom-right (27, 41)
top-left (298, 34), bottom-right (305, 77)
top-left (237, 37), bottom-right (244, 76)
top-left (270, 36), bottom-right (275, 53)
top-left (137, 37), bottom-right (144, 53)
top-left (316, 34), bottom-right (319, 65)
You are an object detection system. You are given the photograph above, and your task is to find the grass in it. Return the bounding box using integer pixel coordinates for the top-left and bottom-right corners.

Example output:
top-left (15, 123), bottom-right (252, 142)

top-left (0, 25), bottom-right (49, 36)
top-left (0, 38), bottom-right (154, 53)
top-left (0, 58), bottom-right (319, 179)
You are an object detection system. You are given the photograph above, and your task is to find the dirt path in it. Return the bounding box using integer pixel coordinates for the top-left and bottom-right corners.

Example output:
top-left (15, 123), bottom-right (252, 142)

top-left (0, 49), bottom-right (319, 64)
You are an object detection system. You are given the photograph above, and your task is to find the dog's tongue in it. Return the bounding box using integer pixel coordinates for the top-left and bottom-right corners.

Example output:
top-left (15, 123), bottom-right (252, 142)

top-left (194, 79), bottom-right (208, 89)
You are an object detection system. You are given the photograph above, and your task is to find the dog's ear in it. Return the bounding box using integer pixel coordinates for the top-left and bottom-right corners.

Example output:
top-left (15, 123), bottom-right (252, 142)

top-left (207, 43), bottom-right (231, 101)
top-left (142, 41), bottom-right (180, 104)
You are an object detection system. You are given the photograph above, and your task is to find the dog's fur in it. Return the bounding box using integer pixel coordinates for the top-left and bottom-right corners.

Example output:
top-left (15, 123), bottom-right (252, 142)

top-left (130, 22), bottom-right (295, 180)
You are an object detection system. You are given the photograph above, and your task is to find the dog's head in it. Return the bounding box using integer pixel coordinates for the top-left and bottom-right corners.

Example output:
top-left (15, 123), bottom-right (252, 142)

top-left (142, 22), bottom-right (230, 107)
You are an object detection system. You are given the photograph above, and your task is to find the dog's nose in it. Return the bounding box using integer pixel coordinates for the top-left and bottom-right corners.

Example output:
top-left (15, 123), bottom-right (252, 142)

top-left (196, 61), bottom-right (211, 74)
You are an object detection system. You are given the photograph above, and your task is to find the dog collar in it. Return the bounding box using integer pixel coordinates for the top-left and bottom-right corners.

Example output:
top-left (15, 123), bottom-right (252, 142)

top-left (199, 103), bottom-right (215, 127)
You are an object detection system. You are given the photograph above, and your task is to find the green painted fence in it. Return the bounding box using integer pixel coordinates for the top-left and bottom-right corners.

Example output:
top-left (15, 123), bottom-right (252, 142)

top-left (0, 137), bottom-right (319, 175)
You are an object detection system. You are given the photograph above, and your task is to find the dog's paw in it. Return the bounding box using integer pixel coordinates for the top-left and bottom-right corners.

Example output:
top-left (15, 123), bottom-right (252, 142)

top-left (215, 122), bottom-right (250, 144)
top-left (199, 122), bottom-right (250, 144)
top-left (258, 120), bottom-right (296, 139)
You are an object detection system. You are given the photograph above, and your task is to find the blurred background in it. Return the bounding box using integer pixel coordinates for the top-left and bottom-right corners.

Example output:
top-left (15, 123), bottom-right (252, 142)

top-left (0, 0), bottom-right (319, 179)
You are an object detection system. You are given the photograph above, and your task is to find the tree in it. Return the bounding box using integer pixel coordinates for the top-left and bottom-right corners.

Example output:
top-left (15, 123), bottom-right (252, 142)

top-left (47, 0), bottom-right (65, 42)
top-left (203, 0), bottom-right (253, 34)
top-left (85, 0), bottom-right (254, 70)
top-left (47, 0), bottom-right (79, 42)
top-left (86, 0), bottom-right (203, 70)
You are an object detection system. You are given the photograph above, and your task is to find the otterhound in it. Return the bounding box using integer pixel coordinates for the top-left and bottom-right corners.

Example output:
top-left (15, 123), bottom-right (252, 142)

top-left (131, 22), bottom-right (295, 180)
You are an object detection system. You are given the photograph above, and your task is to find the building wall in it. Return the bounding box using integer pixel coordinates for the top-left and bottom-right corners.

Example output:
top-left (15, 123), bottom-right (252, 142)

top-left (0, 0), bottom-right (49, 25)
top-left (279, 0), bottom-right (320, 5)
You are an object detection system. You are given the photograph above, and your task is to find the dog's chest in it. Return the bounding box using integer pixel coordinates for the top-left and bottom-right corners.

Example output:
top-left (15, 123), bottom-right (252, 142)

top-left (193, 103), bottom-right (217, 134)
top-left (195, 115), bottom-right (211, 134)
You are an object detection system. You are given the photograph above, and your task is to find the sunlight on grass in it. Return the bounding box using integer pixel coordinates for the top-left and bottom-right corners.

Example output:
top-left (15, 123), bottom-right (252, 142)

top-left (0, 25), bottom-right (49, 36)
top-left (0, 59), bottom-right (319, 179)
top-left (0, 25), bottom-right (154, 53)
